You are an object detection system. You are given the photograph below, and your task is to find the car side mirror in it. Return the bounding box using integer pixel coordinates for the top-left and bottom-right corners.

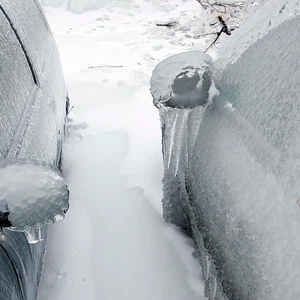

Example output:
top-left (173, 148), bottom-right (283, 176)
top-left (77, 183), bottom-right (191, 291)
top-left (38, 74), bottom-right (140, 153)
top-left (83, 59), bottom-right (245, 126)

top-left (150, 51), bottom-right (214, 109)
top-left (0, 159), bottom-right (69, 230)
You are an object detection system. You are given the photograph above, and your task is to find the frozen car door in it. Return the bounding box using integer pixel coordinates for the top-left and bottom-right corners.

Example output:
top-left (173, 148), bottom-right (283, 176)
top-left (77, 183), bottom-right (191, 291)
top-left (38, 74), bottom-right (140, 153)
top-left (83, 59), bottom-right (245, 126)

top-left (0, 6), bottom-right (37, 159)
top-left (0, 0), bottom-right (68, 166)
top-left (0, 0), bottom-right (68, 123)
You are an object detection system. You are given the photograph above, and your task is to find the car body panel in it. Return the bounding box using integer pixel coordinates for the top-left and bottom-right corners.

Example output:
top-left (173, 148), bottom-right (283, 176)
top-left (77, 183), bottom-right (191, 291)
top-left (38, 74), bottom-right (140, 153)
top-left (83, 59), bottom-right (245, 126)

top-left (0, 0), bottom-right (67, 299)
top-left (152, 14), bottom-right (300, 300)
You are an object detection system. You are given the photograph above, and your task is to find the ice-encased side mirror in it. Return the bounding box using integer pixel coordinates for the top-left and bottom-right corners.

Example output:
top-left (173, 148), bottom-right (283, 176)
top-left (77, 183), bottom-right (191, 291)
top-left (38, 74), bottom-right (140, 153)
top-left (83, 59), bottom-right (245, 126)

top-left (150, 51), bottom-right (214, 109)
top-left (0, 159), bottom-right (69, 229)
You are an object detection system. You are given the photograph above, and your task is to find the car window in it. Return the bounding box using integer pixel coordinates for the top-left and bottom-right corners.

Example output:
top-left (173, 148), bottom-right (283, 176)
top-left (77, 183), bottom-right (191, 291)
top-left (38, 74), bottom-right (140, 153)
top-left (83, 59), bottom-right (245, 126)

top-left (0, 8), bottom-right (36, 159)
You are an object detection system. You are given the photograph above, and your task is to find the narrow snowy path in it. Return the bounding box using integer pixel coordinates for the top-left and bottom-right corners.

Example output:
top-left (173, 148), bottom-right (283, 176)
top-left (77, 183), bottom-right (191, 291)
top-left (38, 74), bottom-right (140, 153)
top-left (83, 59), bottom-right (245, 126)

top-left (37, 2), bottom-right (206, 299)
top-left (39, 127), bottom-right (203, 300)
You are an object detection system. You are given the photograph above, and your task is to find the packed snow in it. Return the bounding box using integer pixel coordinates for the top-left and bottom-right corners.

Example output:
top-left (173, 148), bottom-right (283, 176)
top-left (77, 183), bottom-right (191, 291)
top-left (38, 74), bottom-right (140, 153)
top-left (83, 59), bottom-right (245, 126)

top-left (36, 0), bottom-right (214, 299)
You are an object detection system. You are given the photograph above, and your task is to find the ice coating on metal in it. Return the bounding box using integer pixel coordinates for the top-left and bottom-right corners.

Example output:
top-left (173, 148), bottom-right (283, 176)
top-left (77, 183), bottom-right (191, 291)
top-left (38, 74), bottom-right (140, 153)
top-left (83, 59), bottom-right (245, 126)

top-left (0, 9), bottom-right (35, 158)
top-left (217, 0), bottom-right (300, 64)
top-left (150, 52), bottom-right (213, 231)
top-left (152, 9), bottom-right (300, 300)
top-left (0, 159), bottom-right (69, 229)
top-left (0, 0), bottom-right (68, 298)
top-left (17, 92), bottom-right (60, 165)
top-left (150, 51), bottom-right (213, 109)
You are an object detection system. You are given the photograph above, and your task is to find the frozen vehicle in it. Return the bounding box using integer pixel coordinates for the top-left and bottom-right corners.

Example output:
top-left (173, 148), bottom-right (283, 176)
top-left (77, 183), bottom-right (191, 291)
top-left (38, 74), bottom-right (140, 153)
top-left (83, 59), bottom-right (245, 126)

top-left (151, 2), bottom-right (300, 300)
top-left (0, 0), bottom-right (69, 299)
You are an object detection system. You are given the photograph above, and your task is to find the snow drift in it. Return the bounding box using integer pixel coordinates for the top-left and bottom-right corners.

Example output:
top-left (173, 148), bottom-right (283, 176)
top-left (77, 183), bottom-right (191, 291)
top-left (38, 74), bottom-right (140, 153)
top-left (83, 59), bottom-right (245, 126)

top-left (40, 0), bottom-right (127, 13)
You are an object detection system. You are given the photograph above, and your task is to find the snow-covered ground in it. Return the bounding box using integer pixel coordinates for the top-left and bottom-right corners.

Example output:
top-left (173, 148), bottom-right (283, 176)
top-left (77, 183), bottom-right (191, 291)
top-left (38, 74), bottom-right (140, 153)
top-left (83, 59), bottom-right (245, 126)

top-left (37, 1), bottom-right (212, 299)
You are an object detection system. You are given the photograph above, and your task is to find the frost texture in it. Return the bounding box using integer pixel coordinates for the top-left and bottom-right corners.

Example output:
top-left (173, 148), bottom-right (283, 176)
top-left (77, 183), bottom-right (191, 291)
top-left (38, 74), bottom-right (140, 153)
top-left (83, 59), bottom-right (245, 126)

top-left (0, 10), bottom-right (35, 158)
top-left (152, 5), bottom-right (300, 300)
top-left (0, 1), bottom-right (67, 299)
top-left (0, 159), bottom-right (69, 229)
top-left (217, 0), bottom-right (300, 64)
top-left (150, 51), bottom-right (213, 109)
top-left (151, 51), bottom-right (212, 233)
top-left (0, 247), bottom-right (24, 299)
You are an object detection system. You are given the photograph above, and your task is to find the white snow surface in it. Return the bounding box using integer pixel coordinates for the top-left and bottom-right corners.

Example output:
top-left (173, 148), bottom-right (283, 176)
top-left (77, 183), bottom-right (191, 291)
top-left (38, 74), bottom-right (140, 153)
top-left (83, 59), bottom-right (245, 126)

top-left (41, 0), bottom-right (111, 13)
top-left (37, 1), bottom-right (208, 299)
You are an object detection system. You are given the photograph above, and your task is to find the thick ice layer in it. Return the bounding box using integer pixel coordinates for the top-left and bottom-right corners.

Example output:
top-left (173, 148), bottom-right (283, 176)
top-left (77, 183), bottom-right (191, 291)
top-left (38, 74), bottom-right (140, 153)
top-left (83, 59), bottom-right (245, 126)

top-left (0, 9), bottom-right (35, 159)
top-left (150, 51), bottom-right (211, 233)
top-left (150, 51), bottom-right (213, 109)
top-left (0, 1), bottom-right (68, 299)
top-left (217, 0), bottom-right (300, 64)
top-left (0, 159), bottom-right (69, 229)
top-left (152, 6), bottom-right (300, 300)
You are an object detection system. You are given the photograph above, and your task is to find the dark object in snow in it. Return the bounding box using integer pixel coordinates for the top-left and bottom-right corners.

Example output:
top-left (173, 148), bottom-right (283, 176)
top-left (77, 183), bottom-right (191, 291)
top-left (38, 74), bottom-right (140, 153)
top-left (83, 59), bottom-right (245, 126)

top-left (156, 21), bottom-right (178, 28)
top-left (218, 15), bottom-right (231, 35)
top-left (0, 0), bottom-right (69, 299)
top-left (67, 105), bottom-right (75, 115)
top-left (151, 14), bottom-right (300, 300)
top-left (0, 201), bottom-right (11, 228)
top-left (205, 15), bottom-right (231, 53)
top-left (88, 64), bottom-right (124, 69)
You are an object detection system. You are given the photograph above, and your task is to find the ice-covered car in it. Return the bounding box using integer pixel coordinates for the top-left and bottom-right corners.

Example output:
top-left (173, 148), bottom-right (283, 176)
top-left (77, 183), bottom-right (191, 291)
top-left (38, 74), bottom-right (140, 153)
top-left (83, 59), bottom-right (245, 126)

top-left (151, 1), bottom-right (300, 300)
top-left (0, 0), bottom-right (69, 299)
